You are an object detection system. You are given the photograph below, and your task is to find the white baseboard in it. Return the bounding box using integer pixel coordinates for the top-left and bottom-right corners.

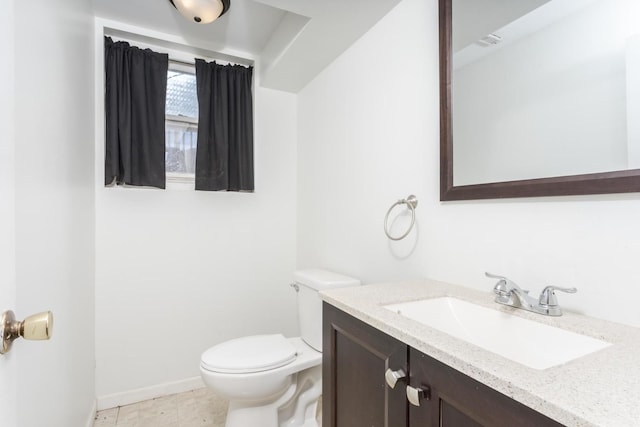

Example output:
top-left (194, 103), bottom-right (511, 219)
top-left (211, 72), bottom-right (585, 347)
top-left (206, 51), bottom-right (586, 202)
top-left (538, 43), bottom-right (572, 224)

top-left (85, 399), bottom-right (97, 427)
top-left (96, 376), bottom-right (205, 411)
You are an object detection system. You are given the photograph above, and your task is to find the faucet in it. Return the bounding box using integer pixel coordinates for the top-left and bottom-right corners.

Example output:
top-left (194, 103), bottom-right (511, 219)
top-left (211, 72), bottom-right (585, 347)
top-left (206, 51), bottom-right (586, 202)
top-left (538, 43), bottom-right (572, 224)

top-left (485, 272), bottom-right (576, 316)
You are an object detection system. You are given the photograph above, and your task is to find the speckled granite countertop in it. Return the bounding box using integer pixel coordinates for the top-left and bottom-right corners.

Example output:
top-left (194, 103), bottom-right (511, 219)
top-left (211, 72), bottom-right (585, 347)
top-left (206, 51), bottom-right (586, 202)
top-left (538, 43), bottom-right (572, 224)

top-left (320, 279), bottom-right (640, 427)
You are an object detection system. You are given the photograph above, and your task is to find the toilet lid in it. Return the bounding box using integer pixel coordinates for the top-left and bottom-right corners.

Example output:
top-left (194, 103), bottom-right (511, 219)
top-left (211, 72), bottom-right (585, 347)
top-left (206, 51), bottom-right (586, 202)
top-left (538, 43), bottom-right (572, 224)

top-left (201, 334), bottom-right (297, 374)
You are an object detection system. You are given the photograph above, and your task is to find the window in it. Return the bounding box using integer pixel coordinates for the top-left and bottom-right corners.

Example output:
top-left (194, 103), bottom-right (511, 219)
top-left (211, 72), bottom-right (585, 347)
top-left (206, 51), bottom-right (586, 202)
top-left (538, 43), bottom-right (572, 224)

top-left (165, 61), bottom-right (198, 182)
top-left (104, 33), bottom-right (253, 189)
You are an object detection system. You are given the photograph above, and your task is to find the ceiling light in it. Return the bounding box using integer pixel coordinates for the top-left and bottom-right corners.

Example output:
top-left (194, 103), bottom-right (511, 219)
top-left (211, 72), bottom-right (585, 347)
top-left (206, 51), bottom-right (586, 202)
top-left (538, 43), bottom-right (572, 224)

top-left (168, 0), bottom-right (230, 24)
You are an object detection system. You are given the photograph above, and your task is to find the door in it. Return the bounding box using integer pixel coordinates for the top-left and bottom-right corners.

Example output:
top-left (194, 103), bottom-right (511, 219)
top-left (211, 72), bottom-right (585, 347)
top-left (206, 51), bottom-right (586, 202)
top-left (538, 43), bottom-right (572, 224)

top-left (323, 303), bottom-right (408, 427)
top-left (408, 348), bottom-right (563, 427)
top-left (1, 1), bottom-right (96, 425)
top-left (0, 0), bottom-right (17, 424)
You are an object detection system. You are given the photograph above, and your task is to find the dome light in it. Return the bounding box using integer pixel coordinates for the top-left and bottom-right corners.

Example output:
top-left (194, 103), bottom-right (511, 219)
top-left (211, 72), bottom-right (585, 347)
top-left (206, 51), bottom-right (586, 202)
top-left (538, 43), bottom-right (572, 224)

top-left (168, 0), bottom-right (230, 24)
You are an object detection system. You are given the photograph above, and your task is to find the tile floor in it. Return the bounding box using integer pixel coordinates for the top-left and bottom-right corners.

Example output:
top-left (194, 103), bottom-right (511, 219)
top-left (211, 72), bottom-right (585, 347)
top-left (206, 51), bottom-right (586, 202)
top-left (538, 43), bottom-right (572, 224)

top-left (93, 388), bottom-right (322, 427)
top-left (93, 388), bottom-right (228, 427)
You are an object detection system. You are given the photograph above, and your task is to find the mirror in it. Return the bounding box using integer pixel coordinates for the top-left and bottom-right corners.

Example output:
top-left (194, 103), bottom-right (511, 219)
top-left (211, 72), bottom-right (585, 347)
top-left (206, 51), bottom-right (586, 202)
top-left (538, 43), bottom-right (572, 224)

top-left (440, 0), bottom-right (640, 200)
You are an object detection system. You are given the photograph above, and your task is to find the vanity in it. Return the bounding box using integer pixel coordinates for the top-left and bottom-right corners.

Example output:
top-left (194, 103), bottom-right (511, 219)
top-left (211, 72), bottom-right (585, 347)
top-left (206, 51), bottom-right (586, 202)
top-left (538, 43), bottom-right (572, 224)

top-left (321, 280), bottom-right (640, 426)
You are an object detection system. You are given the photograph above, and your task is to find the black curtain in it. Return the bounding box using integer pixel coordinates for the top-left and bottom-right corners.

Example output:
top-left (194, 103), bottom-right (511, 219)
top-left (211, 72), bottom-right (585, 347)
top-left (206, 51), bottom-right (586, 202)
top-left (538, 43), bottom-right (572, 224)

top-left (104, 37), bottom-right (168, 188)
top-left (195, 59), bottom-right (254, 191)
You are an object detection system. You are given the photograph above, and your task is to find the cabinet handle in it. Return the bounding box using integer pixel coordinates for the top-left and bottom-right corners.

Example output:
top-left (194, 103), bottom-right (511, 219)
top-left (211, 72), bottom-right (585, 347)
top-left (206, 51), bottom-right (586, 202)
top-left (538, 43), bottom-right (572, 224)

top-left (385, 368), bottom-right (406, 389)
top-left (406, 384), bottom-right (430, 406)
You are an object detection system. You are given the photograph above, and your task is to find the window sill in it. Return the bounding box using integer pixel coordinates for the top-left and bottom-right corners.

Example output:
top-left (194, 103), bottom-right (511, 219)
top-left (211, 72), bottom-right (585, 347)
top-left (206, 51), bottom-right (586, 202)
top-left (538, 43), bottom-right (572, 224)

top-left (167, 173), bottom-right (195, 190)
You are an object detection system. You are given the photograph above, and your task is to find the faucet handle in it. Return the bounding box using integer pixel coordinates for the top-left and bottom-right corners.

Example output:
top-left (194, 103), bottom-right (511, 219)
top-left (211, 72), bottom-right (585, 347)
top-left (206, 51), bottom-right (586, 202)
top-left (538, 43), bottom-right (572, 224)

top-left (485, 272), bottom-right (529, 294)
top-left (485, 272), bottom-right (507, 281)
top-left (538, 285), bottom-right (577, 307)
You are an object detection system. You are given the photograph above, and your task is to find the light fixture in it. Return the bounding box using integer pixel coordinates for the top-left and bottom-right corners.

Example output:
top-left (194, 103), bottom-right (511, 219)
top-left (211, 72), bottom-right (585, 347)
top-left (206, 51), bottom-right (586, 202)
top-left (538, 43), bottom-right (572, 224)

top-left (169, 0), bottom-right (230, 24)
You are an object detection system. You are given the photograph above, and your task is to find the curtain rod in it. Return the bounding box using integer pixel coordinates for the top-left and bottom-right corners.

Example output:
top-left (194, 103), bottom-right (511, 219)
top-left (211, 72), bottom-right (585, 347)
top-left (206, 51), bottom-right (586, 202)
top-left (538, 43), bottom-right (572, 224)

top-left (170, 58), bottom-right (195, 67)
top-left (169, 58), bottom-right (250, 69)
top-left (106, 32), bottom-right (252, 68)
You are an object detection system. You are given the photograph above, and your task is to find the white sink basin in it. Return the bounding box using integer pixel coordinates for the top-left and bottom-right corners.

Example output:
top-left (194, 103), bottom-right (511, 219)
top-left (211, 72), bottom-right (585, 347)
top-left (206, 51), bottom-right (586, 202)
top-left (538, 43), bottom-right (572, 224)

top-left (384, 297), bottom-right (610, 370)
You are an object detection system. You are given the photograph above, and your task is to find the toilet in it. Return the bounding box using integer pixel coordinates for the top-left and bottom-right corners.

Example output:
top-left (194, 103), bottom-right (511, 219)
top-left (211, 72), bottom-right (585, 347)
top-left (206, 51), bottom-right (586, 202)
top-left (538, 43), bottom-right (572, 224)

top-left (200, 269), bottom-right (360, 427)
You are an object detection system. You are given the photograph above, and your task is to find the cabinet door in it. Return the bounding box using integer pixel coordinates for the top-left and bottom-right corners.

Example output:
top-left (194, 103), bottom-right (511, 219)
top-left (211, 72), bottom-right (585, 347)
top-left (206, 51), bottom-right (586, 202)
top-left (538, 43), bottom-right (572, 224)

top-left (408, 348), bottom-right (564, 427)
top-left (323, 303), bottom-right (408, 427)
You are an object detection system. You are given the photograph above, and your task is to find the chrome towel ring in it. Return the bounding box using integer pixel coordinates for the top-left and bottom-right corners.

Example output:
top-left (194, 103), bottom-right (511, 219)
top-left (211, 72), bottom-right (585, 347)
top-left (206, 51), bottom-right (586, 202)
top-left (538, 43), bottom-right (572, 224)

top-left (384, 195), bottom-right (418, 241)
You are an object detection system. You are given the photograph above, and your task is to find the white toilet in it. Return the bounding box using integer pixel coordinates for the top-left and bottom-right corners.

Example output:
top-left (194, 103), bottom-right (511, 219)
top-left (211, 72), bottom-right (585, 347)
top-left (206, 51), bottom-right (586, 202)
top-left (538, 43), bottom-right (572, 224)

top-left (200, 269), bottom-right (360, 427)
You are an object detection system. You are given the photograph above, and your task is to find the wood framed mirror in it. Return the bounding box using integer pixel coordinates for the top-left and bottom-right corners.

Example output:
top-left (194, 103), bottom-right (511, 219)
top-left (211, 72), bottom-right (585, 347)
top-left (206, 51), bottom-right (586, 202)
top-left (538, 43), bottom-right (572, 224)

top-left (439, 0), bottom-right (640, 201)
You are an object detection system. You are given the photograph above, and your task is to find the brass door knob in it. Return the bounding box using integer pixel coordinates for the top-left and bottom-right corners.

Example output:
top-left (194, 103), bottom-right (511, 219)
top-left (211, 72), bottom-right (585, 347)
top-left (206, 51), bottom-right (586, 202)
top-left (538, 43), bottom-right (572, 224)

top-left (1, 310), bottom-right (53, 354)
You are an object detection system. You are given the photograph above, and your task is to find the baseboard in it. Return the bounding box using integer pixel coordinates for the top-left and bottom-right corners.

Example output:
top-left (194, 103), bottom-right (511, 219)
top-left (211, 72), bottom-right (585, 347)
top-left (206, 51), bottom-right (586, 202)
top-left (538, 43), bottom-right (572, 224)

top-left (85, 399), bottom-right (97, 427)
top-left (96, 376), bottom-right (205, 411)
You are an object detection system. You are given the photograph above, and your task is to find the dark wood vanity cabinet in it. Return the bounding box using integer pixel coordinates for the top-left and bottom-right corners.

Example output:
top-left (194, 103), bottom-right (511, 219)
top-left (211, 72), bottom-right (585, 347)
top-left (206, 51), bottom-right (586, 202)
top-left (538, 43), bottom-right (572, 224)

top-left (323, 303), bottom-right (563, 427)
top-left (409, 349), bottom-right (563, 427)
top-left (322, 302), bottom-right (407, 427)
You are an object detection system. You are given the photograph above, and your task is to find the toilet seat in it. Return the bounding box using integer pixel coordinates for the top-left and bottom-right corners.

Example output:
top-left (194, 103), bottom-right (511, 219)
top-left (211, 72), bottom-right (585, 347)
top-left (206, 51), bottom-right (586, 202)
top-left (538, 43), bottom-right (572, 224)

top-left (201, 334), bottom-right (297, 374)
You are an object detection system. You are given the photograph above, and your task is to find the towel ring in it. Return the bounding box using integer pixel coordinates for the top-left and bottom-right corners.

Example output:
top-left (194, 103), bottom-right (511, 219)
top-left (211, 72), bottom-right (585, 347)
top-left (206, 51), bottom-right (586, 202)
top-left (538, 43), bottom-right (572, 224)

top-left (384, 195), bottom-right (418, 241)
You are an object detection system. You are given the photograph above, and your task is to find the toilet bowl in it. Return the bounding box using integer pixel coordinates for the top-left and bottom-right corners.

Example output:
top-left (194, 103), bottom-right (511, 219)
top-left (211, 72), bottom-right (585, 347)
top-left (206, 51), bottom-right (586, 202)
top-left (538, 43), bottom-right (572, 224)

top-left (200, 336), bottom-right (322, 427)
top-left (200, 269), bottom-right (360, 427)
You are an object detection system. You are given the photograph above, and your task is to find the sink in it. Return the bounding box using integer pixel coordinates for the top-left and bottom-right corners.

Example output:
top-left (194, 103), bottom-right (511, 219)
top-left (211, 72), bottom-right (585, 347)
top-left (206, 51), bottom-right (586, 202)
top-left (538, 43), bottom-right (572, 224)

top-left (384, 297), bottom-right (610, 370)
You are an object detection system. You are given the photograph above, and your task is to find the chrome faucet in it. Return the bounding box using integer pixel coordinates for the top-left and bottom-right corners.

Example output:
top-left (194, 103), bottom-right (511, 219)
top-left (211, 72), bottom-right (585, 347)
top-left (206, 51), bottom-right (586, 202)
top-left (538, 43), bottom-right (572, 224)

top-left (485, 272), bottom-right (576, 316)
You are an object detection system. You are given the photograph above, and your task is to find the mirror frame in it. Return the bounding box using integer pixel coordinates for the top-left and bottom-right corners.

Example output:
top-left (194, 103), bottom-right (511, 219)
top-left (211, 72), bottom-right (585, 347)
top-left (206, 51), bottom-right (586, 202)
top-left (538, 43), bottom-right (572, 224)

top-left (439, 0), bottom-right (640, 201)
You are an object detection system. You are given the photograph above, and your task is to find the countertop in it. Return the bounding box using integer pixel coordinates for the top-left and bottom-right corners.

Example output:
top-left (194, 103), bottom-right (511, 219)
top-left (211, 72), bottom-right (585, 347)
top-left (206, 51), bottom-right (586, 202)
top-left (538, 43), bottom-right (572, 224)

top-left (320, 279), bottom-right (640, 427)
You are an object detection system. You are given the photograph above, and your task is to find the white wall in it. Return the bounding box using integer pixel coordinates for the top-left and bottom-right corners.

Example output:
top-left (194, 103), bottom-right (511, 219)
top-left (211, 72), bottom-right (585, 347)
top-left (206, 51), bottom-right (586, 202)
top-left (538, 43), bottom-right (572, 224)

top-left (298, 0), bottom-right (640, 328)
top-left (95, 83), bottom-right (298, 399)
top-left (13, 0), bottom-right (96, 425)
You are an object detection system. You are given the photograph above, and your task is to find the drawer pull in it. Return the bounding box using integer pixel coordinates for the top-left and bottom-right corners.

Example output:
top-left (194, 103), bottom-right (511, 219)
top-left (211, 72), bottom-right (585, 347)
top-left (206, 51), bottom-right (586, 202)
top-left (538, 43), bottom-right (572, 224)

top-left (406, 384), bottom-right (431, 406)
top-left (385, 368), bottom-right (406, 389)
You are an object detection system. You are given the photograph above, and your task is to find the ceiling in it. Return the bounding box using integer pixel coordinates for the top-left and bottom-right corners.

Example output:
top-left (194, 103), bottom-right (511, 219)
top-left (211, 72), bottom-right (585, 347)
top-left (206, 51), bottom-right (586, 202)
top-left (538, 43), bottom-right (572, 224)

top-left (452, 0), bottom-right (598, 70)
top-left (452, 0), bottom-right (550, 52)
top-left (93, 0), bottom-right (402, 92)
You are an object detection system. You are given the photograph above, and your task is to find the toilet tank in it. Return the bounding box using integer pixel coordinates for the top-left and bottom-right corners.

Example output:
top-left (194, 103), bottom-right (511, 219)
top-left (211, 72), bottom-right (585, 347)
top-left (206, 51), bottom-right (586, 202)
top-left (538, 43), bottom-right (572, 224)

top-left (293, 269), bottom-right (360, 351)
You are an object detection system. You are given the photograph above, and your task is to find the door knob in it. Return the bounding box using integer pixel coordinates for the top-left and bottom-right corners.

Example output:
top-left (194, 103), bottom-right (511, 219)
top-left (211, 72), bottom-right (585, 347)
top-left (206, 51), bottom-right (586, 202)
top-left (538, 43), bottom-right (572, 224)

top-left (1, 310), bottom-right (53, 354)
top-left (406, 384), bottom-right (431, 406)
top-left (385, 368), bottom-right (407, 389)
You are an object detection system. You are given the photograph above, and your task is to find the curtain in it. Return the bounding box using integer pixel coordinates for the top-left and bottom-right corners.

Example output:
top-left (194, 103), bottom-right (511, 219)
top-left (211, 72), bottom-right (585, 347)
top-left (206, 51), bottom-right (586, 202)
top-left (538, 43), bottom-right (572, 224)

top-left (195, 59), bottom-right (254, 191)
top-left (104, 37), bottom-right (169, 189)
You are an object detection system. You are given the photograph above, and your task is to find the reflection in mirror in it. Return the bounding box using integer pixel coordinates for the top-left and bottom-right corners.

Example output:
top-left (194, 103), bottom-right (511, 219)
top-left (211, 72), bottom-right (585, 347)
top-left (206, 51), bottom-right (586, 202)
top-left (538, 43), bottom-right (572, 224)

top-left (440, 0), bottom-right (640, 200)
top-left (453, 0), bottom-right (640, 185)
